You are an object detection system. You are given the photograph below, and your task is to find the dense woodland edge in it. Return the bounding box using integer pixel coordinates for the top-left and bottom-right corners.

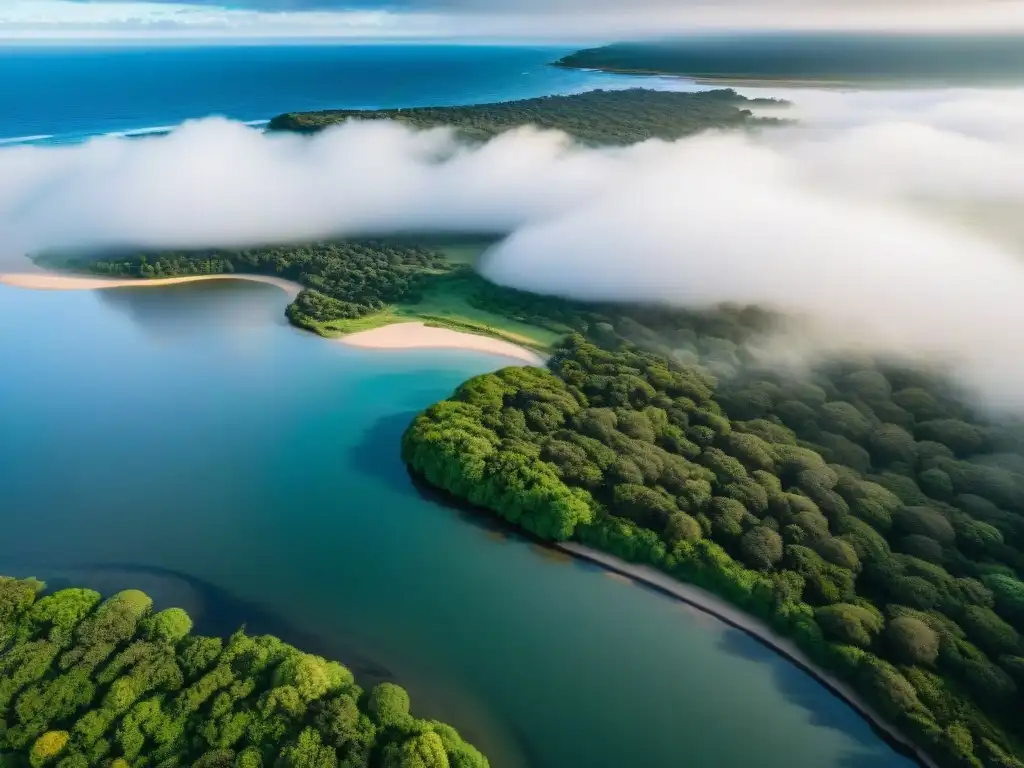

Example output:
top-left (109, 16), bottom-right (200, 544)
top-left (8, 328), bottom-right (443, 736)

top-left (0, 577), bottom-right (486, 768)
top-left (402, 325), bottom-right (1024, 768)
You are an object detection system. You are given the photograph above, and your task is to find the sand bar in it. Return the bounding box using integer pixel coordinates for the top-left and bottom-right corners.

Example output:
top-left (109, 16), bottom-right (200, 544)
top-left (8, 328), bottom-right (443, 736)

top-left (0, 272), bottom-right (302, 299)
top-left (342, 322), bottom-right (545, 366)
top-left (2, 272), bottom-right (544, 364)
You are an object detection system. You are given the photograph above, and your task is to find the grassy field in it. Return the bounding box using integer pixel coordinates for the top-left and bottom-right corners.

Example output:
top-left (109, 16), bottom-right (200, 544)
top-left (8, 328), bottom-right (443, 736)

top-left (311, 270), bottom-right (563, 351)
top-left (305, 241), bottom-right (564, 351)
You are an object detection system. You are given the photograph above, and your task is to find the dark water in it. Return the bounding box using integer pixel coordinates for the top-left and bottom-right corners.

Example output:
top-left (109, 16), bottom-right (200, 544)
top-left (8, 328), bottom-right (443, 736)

top-left (0, 280), bottom-right (915, 768)
top-left (0, 44), bottom-right (691, 144)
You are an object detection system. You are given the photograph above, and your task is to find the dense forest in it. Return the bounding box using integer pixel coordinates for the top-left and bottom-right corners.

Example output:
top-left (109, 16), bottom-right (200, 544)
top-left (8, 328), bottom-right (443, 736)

top-left (57, 81), bottom-right (1024, 767)
top-left (0, 577), bottom-right (486, 768)
top-left (69, 239), bottom-right (782, 348)
top-left (267, 88), bottom-right (784, 145)
top-left (403, 315), bottom-right (1024, 768)
top-left (72, 241), bottom-right (449, 334)
top-left (553, 38), bottom-right (1024, 84)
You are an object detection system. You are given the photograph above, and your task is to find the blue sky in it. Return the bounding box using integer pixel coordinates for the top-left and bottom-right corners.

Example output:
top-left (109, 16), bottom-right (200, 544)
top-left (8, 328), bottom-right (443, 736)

top-left (4, 0), bottom-right (1024, 40)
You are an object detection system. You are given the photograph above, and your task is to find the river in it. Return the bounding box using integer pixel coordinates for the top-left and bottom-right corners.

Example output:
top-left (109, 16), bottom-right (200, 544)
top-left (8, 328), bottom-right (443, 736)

top-left (0, 279), bottom-right (916, 768)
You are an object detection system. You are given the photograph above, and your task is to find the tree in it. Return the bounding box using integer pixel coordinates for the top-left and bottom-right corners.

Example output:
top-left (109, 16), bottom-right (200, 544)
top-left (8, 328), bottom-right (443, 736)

top-left (664, 512), bottom-right (702, 545)
top-left (739, 527), bottom-right (783, 570)
top-left (815, 604), bottom-right (883, 648)
top-left (367, 683), bottom-right (411, 730)
top-left (384, 731), bottom-right (450, 768)
top-left (918, 468), bottom-right (953, 501)
top-left (274, 653), bottom-right (351, 703)
top-left (29, 732), bottom-right (69, 767)
top-left (144, 608), bottom-right (193, 645)
top-left (962, 606), bottom-right (1020, 657)
top-left (870, 424), bottom-right (917, 466)
top-left (898, 535), bottom-right (944, 564)
top-left (25, 589), bottom-right (100, 647)
top-left (893, 506), bottom-right (955, 545)
top-left (885, 616), bottom-right (939, 665)
top-left (313, 694), bottom-right (363, 749)
top-left (984, 574), bottom-right (1024, 628)
top-left (916, 420), bottom-right (985, 457)
top-left (812, 537), bottom-right (860, 572)
top-left (611, 485), bottom-right (677, 531)
top-left (277, 728), bottom-right (337, 768)
top-left (819, 401), bottom-right (872, 442)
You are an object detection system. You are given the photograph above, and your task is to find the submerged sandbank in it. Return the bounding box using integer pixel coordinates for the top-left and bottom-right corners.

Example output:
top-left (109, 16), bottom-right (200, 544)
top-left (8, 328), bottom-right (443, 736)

top-left (342, 322), bottom-right (546, 366)
top-left (0, 272), bottom-right (302, 300)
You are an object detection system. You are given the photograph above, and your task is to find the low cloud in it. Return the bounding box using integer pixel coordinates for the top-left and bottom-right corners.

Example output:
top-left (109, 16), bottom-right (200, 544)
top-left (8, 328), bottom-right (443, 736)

top-left (4, 87), bottom-right (1024, 407)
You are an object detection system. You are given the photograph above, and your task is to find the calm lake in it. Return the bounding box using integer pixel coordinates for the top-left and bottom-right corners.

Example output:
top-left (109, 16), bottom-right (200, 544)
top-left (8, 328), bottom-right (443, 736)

top-left (0, 280), bottom-right (915, 768)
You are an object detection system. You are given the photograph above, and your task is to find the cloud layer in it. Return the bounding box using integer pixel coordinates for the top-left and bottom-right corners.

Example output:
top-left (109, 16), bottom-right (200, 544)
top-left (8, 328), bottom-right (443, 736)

top-left (4, 87), bottom-right (1024, 407)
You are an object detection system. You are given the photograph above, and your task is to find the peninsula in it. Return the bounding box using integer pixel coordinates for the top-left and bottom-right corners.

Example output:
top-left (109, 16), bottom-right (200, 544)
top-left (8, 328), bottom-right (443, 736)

top-left (553, 35), bottom-right (1024, 87)
top-left (0, 575), bottom-right (487, 768)
top-left (266, 87), bottom-right (785, 144)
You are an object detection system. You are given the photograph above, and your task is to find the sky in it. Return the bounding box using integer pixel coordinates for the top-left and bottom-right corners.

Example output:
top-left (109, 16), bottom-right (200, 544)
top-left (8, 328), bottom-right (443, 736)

top-left (7, 0), bottom-right (1024, 41)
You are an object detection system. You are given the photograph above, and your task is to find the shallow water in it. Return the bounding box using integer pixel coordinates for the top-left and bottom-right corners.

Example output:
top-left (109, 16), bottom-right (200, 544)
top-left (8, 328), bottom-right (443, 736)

top-left (0, 280), bottom-right (916, 768)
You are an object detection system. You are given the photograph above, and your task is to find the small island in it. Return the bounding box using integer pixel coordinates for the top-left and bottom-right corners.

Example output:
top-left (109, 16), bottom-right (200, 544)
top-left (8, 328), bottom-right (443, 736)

top-left (0, 576), bottom-right (486, 768)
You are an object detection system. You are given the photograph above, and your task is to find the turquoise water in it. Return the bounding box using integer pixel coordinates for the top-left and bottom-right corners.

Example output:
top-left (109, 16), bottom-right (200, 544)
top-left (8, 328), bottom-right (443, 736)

top-left (0, 44), bottom-right (690, 144)
top-left (0, 280), bottom-right (915, 768)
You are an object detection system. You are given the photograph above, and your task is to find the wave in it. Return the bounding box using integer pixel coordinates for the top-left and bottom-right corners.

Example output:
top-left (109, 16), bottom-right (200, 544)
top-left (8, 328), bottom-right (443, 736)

top-left (0, 118), bottom-right (273, 148)
top-left (0, 134), bottom-right (54, 146)
top-left (105, 124), bottom-right (179, 139)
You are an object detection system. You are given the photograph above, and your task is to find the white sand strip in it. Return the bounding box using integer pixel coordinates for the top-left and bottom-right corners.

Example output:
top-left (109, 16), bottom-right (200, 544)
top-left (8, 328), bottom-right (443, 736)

top-left (341, 322), bottom-right (545, 366)
top-left (0, 272), bottom-right (301, 299)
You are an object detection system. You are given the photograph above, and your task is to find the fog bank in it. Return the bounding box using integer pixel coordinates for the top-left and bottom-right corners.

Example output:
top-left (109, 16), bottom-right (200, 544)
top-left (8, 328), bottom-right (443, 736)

top-left (4, 87), bottom-right (1024, 406)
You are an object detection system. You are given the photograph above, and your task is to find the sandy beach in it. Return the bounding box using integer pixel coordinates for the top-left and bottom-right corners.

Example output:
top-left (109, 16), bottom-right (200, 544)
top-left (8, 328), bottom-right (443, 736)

top-left (2, 272), bottom-right (545, 364)
top-left (0, 272), bottom-right (302, 299)
top-left (342, 322), bottom-right (546, 366)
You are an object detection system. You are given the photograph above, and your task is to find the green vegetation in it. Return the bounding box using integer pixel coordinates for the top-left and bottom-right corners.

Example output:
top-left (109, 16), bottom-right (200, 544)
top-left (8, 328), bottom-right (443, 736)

top-left (66, 236), bottom-right (774, 355)
top-left (61, 88), bottom-right (789, 351)
top-left (403, 314), bottom-right (1024, 767)
top-left (267, 88), bottom-right (784, 145)
top-left (63, 240), bottom-right (554, 351)
top-left (0, 576), bottom-right (486, 768)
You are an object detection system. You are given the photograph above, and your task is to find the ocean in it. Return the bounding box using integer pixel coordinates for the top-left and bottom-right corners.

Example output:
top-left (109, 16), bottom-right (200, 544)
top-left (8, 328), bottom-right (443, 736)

top-left (0, 43), bottom-right (693, 145)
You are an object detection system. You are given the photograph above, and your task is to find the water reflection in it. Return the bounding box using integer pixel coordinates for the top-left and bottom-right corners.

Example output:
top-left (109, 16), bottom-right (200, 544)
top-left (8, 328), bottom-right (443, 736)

top-left (96, 280), bottom-right (289, 338)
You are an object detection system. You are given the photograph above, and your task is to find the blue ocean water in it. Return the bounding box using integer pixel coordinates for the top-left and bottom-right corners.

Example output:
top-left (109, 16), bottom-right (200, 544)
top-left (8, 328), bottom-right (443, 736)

top-left (0, 44), bottom-right (691, 144)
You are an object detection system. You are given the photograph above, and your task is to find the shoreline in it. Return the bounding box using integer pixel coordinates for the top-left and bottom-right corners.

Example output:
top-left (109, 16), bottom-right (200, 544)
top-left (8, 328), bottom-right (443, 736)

top-left (551, 61), bottom-right (956, 90)
top-left (556, 542), bottom-right (938, 768)
top-left (0, 272), bottom-right (303, 300)
top-left (407, 466), bottom-right (936, 768)
top-left (340, 321), bottom-right (546, 366)
top-left (0, 271), bottom-right (546, 366)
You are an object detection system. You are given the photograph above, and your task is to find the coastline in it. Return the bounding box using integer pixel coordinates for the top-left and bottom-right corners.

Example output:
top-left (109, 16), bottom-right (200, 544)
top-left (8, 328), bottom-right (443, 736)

top-left (551, 62), bottom-right (925, 90)
top-left (406, 466), bottom-right (936, 768)
top-left (341, 321), bottom-right (546, 366)
top-left (0, 272), bottom-right (303, 300)
top-left (556, 542), bottom-right (938, 768)
top-left (0, 271), bottom-right (546, 366)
